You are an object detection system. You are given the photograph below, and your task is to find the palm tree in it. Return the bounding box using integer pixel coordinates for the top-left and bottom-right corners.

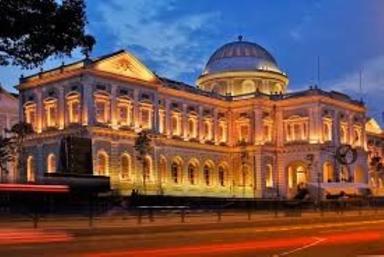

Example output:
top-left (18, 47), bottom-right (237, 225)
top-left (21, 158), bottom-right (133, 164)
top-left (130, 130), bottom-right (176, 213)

top-left (134, 130), bottom-right (153, 194)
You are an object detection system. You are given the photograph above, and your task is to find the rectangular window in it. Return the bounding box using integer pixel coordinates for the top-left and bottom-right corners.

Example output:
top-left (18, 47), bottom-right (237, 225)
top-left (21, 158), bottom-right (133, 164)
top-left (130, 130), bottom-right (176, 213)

top-left (96, 101), bottom-right (106, 123)
top-left (240, 125), bottom-right (249, 142)
top-left (141, 109), bottom-right (151, 129)
top-left (119, 106), bottom-right (129, 125)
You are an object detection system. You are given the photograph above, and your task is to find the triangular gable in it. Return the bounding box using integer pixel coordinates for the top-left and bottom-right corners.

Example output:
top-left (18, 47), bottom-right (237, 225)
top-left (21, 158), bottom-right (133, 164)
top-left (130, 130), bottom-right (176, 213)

top-left (92, 50), bottom-right (156, 82)
top-left (366, 118), bottom-right (382, 134)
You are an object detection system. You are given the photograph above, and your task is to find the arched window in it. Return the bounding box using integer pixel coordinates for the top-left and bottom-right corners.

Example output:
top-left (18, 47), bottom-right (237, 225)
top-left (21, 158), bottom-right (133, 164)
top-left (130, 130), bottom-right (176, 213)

top-left (120, 154), bottom-right (131, 180)
top-left (218, 166), bottom-right (226, 187)
top-left (323, 122), bottom-right (331, 142)
top-left (218, 123), bottom-right (227, 143)
top-left (171, 160), bottom-right (181, 184)
top-left (266, 164), bottom-right (273, 188)
top-left (353, 128), bottom-right (361, 146)
top-left (204, 121), bottom-right (212, 140)
top-left (27, 156), bottom-right (35, 182)
top-left (96, 151), bottom-right (108, 176)
top-left (340, 126), bottom-right (347, 144)
top-left (47, 153), bottom-right (56, 173)
top-left (203, 164), bottom-right (212, 186)
top-left (188, 119), bottom-right (196, 138)
top-left (188, 163), bottom-right (197, 185)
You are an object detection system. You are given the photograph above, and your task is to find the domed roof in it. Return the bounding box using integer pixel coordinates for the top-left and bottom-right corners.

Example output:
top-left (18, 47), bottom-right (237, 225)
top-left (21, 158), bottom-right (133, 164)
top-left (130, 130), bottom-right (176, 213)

top-left (202, 36), bottom-right (282, 75)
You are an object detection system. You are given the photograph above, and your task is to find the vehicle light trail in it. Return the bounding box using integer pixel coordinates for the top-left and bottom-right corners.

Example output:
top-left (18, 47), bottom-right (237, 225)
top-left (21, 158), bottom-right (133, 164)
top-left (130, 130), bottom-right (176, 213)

top-left (83, 231), bottom-right (382, 257)
top-left (0, 229), bottom-right (73, 245)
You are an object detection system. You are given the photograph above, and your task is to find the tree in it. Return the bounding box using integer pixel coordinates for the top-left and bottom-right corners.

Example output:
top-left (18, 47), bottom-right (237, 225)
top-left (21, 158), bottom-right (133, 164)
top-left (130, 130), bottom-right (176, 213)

top-left (6, 122), bottom-right (34, 182)
top-left (0, 0), bottom-right (95, 68)
top-left (134, 130), bottom-right (152, 194)
top-left (0, 136), bottom-right (13, 182)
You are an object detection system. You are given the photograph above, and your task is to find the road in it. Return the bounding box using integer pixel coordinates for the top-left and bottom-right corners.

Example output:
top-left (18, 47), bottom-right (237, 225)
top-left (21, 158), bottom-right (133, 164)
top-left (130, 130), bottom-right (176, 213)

top-left (1, 215), bottom-right (384, 257)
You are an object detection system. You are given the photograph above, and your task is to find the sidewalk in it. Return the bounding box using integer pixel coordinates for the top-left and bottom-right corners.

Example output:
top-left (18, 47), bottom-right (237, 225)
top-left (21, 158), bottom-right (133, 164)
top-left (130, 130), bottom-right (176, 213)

top-left (0, 208), bottom-right (383, 235)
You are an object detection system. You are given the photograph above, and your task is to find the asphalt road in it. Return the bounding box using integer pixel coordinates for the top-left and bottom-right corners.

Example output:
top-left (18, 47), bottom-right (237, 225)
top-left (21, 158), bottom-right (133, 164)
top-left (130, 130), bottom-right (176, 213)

top-left (1, 217), bottom-right (384, 257)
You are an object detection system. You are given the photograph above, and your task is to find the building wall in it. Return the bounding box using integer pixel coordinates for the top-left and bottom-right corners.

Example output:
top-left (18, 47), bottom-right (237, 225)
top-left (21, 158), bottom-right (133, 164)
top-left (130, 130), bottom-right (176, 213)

top-left (0, 88), bottom-right (18, 182)
top-left (17, 72), bottom-right (371, 198)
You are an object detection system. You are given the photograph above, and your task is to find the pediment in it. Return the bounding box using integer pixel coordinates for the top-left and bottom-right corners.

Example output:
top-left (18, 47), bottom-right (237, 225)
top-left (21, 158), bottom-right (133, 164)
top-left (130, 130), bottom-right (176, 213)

top-left (92, 51), bottom-right (156, 82)
top-left (366, 118), bottom-right (382, 134)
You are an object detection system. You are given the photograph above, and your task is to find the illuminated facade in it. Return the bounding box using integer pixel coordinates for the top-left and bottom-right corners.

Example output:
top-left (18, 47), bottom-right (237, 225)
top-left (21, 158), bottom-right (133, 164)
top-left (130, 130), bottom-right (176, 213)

top-left (366, 118), bottom-right (384, 196)
top-left (17, 38), bottom-right (382, 198)
top-left (0, 86), bottom-right (18, 182)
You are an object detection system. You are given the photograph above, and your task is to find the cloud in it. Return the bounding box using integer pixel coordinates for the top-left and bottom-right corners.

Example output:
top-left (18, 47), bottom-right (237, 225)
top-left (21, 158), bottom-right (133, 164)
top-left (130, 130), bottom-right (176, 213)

top-left (323, 55), bottom-right (384, 126)
top-left (96, 0), bottom-right (220, 82)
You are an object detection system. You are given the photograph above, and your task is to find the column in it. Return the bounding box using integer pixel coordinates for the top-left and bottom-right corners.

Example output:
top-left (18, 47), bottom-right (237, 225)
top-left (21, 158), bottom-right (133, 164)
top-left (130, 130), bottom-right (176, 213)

top-left (275, 108), bottom-right (284, 147)
top-left (362, 115), bottom-right (367, 150)
top-left (198, 106), bottom-right (204, 142)
top-left (347, 111), bottom-right (354, 145)
top-left (315, 105), bottom-right (322, 142)
top-left (333, 111), bottom-right (340, 145)
top-left (227, 110), bottom-right (234, 146)
top-left (254, 108), bottom-right (263, 145)
top-left (182, 103), bottom-right (188, 139)
top-left (110, 85), bottom-right (118, 129)
top-left (36, 89), bottom-right (43, 133)
top-left (308, 106), bottom-right (318, 143)
top-left (58, 87), bottom-right (65, 129)
top-left (153, 94), bottom-right (160, 133)
top-left (133, 89), bottom-right (140, 129)
top-left (19, 93), bottom-right (24, 123)
top-left (165, 99), bottom-right (171, 138)
top-left (213, 108), bottom-right (219, 144)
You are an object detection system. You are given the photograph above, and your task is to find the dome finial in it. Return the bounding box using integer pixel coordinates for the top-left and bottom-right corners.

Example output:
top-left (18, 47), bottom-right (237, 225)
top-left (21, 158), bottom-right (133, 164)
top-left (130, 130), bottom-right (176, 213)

top-left (238, 35), bottom-right (243, 41)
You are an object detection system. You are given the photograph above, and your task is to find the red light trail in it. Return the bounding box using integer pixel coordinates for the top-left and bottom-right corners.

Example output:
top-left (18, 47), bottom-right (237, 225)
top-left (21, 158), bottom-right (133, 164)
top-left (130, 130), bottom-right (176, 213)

top-left (0, 229), bottom-right (73, 245)
top-left (83, 231), bottom-right (382, 257)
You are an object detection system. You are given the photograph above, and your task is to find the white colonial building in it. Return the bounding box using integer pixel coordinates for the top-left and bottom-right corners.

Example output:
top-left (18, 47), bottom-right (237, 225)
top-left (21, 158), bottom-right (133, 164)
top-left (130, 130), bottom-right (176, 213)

top-left (16, 37), bottom-right (384, 199)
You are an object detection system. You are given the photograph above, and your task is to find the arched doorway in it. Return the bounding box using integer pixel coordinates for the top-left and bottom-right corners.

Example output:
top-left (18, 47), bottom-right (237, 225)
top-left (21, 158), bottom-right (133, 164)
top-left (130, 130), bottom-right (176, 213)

top-left (47, 153), bottom-right (56, 173)
top-left (187, 159), bottom-right (199, 185)
top-left (170, 157), bottom-right (183, 184)
top-left (287, 161), bottom-right (308, 197)
top-left (96, 151), bottom-right (108, 176)
top-left (354, 165), bottom-right (365, 183)
top-left (27, 156), bottom-right (36, 182)
top-left (322, 161), bottom-right (334, 182)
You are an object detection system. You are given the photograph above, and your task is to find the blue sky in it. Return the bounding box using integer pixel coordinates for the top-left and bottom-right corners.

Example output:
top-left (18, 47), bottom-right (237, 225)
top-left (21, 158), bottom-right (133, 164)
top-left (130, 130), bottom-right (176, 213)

top-left (1, 0), bottom-right (384, 124)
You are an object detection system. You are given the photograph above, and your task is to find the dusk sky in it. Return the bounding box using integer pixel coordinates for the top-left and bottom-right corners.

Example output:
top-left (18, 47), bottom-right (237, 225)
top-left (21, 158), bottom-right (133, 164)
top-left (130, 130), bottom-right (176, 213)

top-left (1, 0), bottom-right (384, 124)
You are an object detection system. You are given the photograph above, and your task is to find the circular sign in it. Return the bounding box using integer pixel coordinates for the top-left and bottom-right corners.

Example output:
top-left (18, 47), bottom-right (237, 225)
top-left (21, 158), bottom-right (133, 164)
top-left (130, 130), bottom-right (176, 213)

top-left (336, 145), bottom-right (357, 165)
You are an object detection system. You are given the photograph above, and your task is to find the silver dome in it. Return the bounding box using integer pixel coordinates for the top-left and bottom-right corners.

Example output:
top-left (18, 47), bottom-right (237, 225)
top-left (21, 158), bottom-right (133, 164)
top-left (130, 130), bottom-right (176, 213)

top-left (203, 39), bottom-right (282, 75)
